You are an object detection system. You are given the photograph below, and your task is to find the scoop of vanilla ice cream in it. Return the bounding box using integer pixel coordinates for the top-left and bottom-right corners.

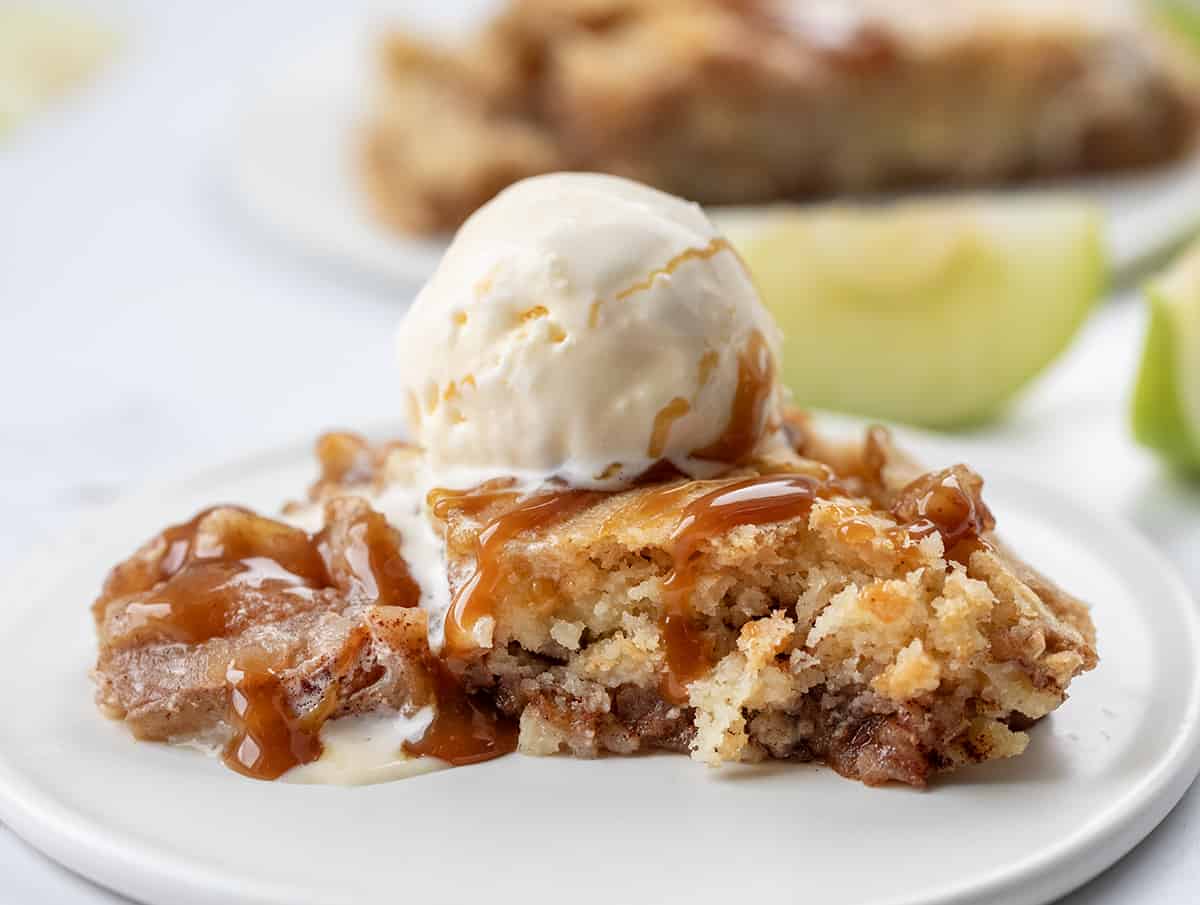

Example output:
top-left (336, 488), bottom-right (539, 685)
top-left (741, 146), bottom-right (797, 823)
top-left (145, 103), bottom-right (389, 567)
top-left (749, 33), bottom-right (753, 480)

top-left (395, 172), bottom-right (784, 488)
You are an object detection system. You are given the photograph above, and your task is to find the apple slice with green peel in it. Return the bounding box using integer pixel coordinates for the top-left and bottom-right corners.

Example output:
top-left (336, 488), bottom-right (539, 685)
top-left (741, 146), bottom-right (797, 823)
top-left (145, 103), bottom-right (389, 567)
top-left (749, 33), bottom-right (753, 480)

top-left (734, 199), bottom-right (1106, 428)
top-left (1132, 239), bottom-right (1200, 472)
top-left (1154, 0), bottom-right (1200, 54)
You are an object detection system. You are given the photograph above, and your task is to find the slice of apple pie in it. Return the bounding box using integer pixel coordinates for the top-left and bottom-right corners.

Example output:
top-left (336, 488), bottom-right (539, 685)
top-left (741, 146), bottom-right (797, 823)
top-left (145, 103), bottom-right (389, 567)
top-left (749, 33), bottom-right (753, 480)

top-left (93, 420), bottom-right (1096, 786)
top-left (363, 0), bottom-right (1199, 234)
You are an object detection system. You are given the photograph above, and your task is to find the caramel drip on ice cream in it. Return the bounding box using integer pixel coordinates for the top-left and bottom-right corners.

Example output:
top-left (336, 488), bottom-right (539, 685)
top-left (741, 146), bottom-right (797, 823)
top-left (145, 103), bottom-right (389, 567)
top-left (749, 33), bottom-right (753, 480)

top-left (648, 397), bottom-right (692, 458)
top-left (692, 330), bottom-right (776, 465)
top-left (615, 237), bottom-right (735, 301)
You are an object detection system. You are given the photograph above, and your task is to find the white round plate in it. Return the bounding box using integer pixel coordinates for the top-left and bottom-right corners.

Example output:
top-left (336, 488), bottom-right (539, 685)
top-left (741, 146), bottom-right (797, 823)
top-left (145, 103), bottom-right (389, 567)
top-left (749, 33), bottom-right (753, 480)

top-left (1, 429), bottom-right (1199, 905)
top-left (233, 9), bottom-right (1200, 289)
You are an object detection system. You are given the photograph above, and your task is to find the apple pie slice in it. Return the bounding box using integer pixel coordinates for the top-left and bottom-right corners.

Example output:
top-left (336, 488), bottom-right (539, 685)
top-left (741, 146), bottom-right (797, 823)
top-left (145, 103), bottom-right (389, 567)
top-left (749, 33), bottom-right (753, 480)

top-left (363, 0), bottom-right (1199, 234)
top-left (92, 420), bottom-right (1096, 786)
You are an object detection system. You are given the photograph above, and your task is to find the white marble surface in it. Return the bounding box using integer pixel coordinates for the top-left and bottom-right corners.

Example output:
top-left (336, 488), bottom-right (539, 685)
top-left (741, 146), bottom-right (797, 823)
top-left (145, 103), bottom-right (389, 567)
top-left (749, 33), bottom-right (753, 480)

top-left (1, 1), bottom-right (1199, 903)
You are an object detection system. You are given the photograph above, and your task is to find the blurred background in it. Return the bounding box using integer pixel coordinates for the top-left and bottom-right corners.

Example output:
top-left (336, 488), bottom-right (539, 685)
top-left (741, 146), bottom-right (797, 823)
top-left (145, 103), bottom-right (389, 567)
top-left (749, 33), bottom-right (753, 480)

top-left (3, 1), bottom-right (1200, 901)
top-left (2, 2), bottom-right (427, 561)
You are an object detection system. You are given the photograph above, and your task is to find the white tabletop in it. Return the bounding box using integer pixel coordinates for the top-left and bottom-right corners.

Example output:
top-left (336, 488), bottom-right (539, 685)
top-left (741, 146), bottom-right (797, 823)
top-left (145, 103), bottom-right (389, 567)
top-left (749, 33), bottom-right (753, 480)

top-left (2, 1), bottom-right (1198, 903)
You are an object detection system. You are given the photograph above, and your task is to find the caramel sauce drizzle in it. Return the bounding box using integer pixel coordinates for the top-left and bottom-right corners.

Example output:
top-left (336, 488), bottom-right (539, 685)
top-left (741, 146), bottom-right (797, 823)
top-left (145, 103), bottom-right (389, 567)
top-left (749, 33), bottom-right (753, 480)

top-left (316, 506), bottom-right (422, 609)
top-left (402, 661), bottom-right (518, 766)
top-left (648, 397), bottom-right (691, 458)
top-left (315, 432), bottom-right (376, 487)
top-left (651, 475), bottom-right (832, 701)
top-left (132, 514), bottom-right (329, 645)
top-left (96, 505), bottom-right (248, 607)
top-left (98, 501), bottom-right (428, 780)
top-left (394, 484), bottom-right (599, 766)
top-left (224, 661), bottom-right (335, 780)
top-left (638, 332), bottom-right (776, 470)
top-left (646, 462), bottom-right (994, 701)
top-left (592, 237), bottom-right (745, 329)
top-left (890, 466), bottom-right (996, 565)
top-left (614, 237), bottom-right (736, 301)
top-left (697, 349), bottom-right (719, 387)
top-left (430, 484), bottom-right (602, 655)
top-left (692, 331), bottom-right (775, 465)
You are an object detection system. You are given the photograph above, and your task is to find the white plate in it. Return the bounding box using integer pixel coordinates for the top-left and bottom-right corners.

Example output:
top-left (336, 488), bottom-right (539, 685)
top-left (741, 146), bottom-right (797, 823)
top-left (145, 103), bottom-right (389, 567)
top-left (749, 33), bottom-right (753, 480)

top-left (1, 428), bottom-right (1199, 905)
top-left (233, 15), bottom-right (1200, 289)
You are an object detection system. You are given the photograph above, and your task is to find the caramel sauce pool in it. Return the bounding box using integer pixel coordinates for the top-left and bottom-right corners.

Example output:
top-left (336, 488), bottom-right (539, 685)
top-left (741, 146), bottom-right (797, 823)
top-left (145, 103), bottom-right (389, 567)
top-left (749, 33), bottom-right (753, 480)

top-left (402, 662), bottom-right (518, 766)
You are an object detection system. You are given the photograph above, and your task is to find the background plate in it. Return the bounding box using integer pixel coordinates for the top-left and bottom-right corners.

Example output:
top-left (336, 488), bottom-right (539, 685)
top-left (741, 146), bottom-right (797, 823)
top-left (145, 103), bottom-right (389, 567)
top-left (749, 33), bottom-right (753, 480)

top-left (233, 13), bottom-right (1200, 288)
top-left (0, 428), bottom-right (1198, 905)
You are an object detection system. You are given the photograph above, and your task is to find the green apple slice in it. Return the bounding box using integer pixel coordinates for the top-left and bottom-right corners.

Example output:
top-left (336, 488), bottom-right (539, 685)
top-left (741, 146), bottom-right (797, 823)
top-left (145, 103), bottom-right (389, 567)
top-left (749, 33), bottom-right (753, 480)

top-left (735, 199), bottom-right (1106, 428)
top-left (1154, 0), bottom-right (1200, 55)
top-left (1132, 239), bottom-right (1200, 472)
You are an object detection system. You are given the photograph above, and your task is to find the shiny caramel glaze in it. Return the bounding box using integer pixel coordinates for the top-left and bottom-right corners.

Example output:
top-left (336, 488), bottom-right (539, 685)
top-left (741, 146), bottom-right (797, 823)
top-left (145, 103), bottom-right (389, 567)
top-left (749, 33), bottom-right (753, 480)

top-left (430, 482), bottom-right (603, 654)
top-left (316, 504), bottom-right (422, 608)
top-left (692, 330), bottom-right (776, 465)
top-left (890, 465), bottom-right (995, 564)
top-left (95, 505), bottom-right (248, 608)
top-left (607, 329), bottom-right (775, 469)
top-left (94, 502), bottom-right (422, 780)
top-left (403, 661), bottom-right (518, 765)
top-left (649, 475), bottom-right (835, 700)
top-left (95, 509), bottom-right (330, 645)
top-left (316, 432), bottom-right (377, 486)
top-left (224, 659), bottom-right (335, 780)
top-left (94, 504), bottom-right (421, 646)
